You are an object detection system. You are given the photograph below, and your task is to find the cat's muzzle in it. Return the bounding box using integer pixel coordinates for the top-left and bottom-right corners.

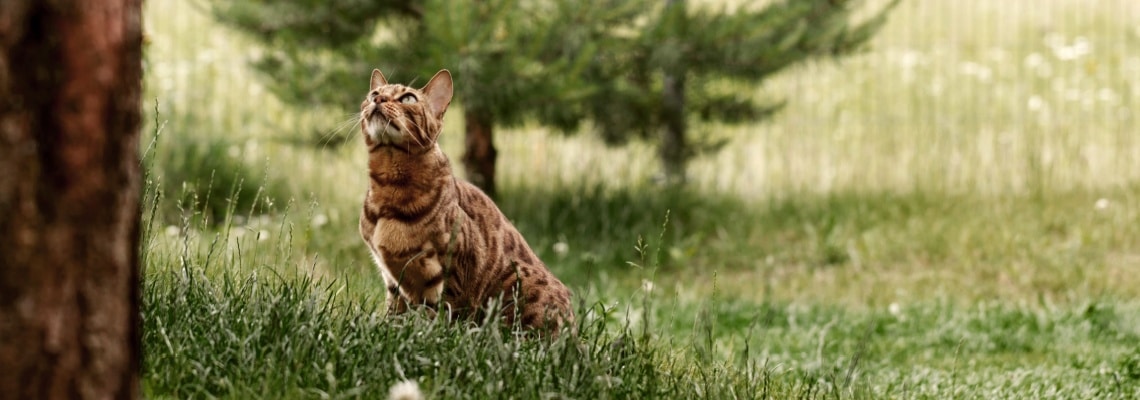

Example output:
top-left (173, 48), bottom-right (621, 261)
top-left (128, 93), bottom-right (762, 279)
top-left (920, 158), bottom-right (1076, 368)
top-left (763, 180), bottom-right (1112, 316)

top-left (364, 111), bottom-right (404, 144)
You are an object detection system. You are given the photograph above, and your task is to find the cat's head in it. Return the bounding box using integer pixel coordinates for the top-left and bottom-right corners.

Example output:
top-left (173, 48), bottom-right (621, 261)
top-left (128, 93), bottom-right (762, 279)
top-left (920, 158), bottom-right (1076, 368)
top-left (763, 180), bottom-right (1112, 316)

top-left (360, 69), bottom-right (453, 153)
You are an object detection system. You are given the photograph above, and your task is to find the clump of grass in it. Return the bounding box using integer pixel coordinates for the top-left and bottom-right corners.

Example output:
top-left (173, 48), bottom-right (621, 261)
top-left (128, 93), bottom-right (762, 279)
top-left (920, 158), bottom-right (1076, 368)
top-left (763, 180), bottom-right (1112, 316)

top-left (141, 264), bottom-right (819, 399)
top-left (144, 129), bottom-right (288, 225)
top-left (141, 247), bottom-right (1140, 399)
top-left (138, 171), bottom-right (856, 399)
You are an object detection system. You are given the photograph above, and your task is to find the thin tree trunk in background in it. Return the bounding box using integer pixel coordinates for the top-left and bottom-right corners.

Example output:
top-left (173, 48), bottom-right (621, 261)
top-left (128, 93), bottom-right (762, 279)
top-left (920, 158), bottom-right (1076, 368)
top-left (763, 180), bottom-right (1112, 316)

top-left (661, 0), bottom-right (688, 185)
top-left (0, 1), bottom-right (144, 398)
top-left (463, 109), bottom-right (498, 199)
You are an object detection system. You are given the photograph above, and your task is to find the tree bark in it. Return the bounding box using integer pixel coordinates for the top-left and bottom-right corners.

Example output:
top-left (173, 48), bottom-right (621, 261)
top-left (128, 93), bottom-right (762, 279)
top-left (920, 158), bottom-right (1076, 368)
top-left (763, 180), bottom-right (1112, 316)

top-left (0, 1), bottom-right (144, 399)
top-left (660, 0), bottom-right (688, 185)
top-left (462, 109), bottom-right (498, 199)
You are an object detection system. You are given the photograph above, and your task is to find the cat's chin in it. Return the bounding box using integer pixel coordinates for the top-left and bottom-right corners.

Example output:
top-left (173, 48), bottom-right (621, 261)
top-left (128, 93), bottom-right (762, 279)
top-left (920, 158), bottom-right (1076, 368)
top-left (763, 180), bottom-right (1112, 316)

top-left (364, 118), bottom-right (406, 145)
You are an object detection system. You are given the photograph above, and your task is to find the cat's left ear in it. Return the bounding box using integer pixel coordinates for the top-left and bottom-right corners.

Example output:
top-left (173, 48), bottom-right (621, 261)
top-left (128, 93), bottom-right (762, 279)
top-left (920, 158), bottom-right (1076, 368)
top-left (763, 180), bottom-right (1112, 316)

top-left (421, 69), bottom-right (453, 119)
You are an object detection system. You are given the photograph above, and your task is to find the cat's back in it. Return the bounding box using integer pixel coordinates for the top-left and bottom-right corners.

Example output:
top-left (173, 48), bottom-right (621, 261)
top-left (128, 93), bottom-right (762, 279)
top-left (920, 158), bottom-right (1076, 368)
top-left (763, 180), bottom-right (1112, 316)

top-left (450, 179), bottom-right (538, 257)
top-left (448, 180), bottom-right (575, 331)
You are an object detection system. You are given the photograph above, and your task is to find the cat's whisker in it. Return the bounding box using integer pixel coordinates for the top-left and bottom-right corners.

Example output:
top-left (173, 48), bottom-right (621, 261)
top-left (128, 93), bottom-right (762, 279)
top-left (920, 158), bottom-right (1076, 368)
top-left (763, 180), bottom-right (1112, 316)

top-left (404, 119), bottom-right (430, 149)
top-left (404, 121), bottom-right (427, 149)
top-left (318, 113), bottom-right (362, 148)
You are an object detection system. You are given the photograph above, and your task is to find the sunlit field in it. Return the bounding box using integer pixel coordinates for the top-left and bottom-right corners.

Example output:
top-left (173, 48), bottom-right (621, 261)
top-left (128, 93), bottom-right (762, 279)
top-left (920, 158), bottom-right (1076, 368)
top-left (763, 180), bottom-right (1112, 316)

top-left (141, 0), bottom-right (1140, 398)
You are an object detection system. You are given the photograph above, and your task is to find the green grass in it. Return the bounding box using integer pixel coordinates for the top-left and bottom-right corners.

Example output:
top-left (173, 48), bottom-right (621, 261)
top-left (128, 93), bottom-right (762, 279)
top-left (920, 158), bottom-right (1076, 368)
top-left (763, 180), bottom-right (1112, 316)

top-left (140, 0), bottom-right (1140, 398)
top-left (141, 265), bottom-right (799, 398)
top-left (141, 232), bottom-right (1140, 398)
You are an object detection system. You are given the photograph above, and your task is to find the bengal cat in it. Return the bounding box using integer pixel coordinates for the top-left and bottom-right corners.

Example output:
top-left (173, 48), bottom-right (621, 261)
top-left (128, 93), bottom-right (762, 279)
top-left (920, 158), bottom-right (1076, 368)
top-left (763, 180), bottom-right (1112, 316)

top-left (357, 68), bottom-right (573, 333)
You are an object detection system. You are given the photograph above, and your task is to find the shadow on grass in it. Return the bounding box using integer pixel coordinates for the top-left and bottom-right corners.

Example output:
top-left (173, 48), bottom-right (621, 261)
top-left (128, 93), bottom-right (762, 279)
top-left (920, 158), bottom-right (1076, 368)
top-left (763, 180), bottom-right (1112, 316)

top-left (499, 182), bottom-right (1140, 290)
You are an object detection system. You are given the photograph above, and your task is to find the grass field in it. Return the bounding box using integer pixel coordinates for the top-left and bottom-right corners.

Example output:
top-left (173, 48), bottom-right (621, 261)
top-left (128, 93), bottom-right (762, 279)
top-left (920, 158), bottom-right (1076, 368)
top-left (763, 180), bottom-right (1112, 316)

top-left (141, 0), bottom-right (1140, 398)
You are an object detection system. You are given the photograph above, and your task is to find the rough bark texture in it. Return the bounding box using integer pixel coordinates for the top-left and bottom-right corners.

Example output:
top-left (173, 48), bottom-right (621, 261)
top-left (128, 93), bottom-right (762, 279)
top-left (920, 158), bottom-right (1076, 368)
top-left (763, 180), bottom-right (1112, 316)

top-left (0, 0), bottom-right (144, 399)
top-left (462, 109), bottom-right (498, 199)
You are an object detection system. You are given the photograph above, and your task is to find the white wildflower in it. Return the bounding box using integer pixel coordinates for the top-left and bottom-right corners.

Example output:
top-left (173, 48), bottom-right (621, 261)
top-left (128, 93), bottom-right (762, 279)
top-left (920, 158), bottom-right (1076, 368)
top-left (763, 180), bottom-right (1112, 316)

top-left (311, 213), bottom-right (329, 228)
top-left (898, 50), bottom-right (921, 70)
top-left (1050, 35), bottom-right (1092, 61)
top-left (257, 230), bottom-right (270, 241)
top-left (387, 380), bottom-right (425, 400)
top-left (164, 225), bottom-right (181, 237)
top-left (1095, 198), bottom-right (1110, 210)
top-left (1023, 52), bottom-right (1053, 77)
top-left (888, 302), bottom-right (902, 316)
top-left (641, 279), bottom-right (655, 293)
top-left (552, 241), bottom-right (569, 255)
top-left (1023, 52), bottom-right (1045, 69)
top-left (958, 61), bottom-right (992, 82)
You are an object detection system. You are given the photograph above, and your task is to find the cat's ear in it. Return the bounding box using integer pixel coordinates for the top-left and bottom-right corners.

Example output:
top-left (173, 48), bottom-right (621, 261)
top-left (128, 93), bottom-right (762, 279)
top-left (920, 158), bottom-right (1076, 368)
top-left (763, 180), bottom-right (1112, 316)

top-left (370, 69), bottom-right (387, 89)
top-left (421, 69), bottom-right (453, 119)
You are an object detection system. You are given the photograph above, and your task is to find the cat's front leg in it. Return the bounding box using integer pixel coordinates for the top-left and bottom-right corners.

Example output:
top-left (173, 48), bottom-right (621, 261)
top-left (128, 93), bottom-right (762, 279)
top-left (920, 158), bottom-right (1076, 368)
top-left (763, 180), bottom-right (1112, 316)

top-left (366, 248), bottom-right (408, 316)
top-left (385, 284), bottom-right (410, 315)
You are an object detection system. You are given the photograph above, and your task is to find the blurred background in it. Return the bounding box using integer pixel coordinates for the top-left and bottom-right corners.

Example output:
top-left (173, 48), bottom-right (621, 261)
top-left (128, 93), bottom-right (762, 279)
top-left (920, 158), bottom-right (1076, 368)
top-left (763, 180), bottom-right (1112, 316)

top-left (137, 1), bottom-right (1140, 396)
top-left (143, 0), bottom-right (1140, 306)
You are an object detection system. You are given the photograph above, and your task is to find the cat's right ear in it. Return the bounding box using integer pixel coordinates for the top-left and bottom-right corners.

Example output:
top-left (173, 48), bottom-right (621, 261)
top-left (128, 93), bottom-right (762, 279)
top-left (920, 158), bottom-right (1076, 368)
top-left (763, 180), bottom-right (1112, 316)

top-left (370, 69), bottom-right (387, 89)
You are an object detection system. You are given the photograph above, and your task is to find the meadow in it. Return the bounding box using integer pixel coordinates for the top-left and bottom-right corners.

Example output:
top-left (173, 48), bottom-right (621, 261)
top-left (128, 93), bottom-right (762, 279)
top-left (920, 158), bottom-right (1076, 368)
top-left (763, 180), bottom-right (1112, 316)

top-left (141, 0), bottom-right (1140, 398)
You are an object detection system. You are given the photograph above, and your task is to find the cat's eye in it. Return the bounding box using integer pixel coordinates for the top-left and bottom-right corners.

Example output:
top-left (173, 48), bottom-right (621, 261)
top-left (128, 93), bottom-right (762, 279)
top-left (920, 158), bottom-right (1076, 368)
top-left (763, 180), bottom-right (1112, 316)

top-left (399, 94), bottom-right (417, 105)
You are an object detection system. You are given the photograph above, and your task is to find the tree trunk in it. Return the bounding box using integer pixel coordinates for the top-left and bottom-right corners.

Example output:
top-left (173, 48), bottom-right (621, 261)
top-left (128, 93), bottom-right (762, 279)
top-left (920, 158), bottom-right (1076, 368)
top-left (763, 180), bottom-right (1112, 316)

top-left (0, 1), bottom-right (144, 399)
top-left (462, 109), bottom-right (498, 198)
top-left (661, 72), bottom-right (687, 185)
top-left (660, 0), bottom-right (688, 185)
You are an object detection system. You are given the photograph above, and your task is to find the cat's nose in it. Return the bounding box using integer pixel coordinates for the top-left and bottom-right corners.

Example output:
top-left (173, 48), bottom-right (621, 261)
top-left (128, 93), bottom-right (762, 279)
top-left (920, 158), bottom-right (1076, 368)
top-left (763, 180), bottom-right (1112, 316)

top-left (374, 95), bottom-right (390, 104)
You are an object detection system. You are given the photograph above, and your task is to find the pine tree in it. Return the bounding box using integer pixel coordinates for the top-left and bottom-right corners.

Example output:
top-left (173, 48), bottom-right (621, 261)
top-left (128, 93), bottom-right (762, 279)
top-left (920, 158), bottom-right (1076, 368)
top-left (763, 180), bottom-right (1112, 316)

top-left (210, 0), bottom-right (642, 198)
top-left (539, 0), bottom-right (900, 183)
top-left (210, 0), bottom-right (896, 192)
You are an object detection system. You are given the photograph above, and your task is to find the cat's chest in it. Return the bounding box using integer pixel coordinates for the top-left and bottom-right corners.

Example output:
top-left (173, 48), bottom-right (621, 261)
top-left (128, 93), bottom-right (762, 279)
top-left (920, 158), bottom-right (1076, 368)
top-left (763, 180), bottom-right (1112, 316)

top-left (368, 217), bottom-right (427, 249)
top-left (365, 236), bottom-right (447, 306)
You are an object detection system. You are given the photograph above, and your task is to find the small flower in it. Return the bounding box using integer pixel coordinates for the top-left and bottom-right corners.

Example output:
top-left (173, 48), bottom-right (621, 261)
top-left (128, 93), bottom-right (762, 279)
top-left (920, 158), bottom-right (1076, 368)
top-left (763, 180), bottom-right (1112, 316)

top-left (257, 230), bottom-right (270, 241)
top-left (311, 213), bottom-right (329, 228)
top-left (387, 380), bottom-right (424, 400)
top-left (552, 241), bottom-right (569, 255)
top-left (1095, 198), bottom-right (1110, 210)
top-left (958, 61), bottom-right (992, 82)
top-left (898, 50), bottom-right (921, 70)
top-left (1023, 52), bottom-right (1046, 69)
top-left (641, 279), bottom-right (655, 293)
top-left (1050, 35), bottom-right (1092, 61)
top-left (888, 302), bottom-right (902, 316)
top-left (1027, 96), bottom-right (1045, 111)
top-left (164, 225), bottom-right (181, 237)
